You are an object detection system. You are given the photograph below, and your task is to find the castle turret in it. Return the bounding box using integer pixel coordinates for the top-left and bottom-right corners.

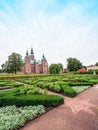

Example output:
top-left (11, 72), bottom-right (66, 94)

top-left (26, 50), bottom-right (29, 56)
top-left (41, 54), bottom-right (48, 73)
top-left (30, 47), bottom-right (34, 55)
top-left (24, 50), bottom-right (31, 74)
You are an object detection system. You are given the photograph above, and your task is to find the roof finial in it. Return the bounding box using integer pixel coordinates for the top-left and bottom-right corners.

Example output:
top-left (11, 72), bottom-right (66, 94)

top-left (31, 45), bottom-right (34, 55)
top-left (26, 48), bottom-right (29, 56)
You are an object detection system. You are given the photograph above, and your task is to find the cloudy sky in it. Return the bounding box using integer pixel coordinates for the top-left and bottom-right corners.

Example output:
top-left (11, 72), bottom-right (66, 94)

top-left (0, 0), bottom-right (98, 68)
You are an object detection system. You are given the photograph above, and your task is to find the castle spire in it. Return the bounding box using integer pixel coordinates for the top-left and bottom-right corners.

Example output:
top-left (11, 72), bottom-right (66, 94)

top-left (42, 54), bottom-right (46, 59)
top-left (26, 50), bottom-right (29, 56)
top-left (30, 47), bottom-right (34, 55)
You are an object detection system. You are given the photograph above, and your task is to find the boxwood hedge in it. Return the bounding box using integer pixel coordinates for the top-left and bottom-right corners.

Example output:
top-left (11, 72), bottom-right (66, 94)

top-left (0, 94), bottom-right (64, 107)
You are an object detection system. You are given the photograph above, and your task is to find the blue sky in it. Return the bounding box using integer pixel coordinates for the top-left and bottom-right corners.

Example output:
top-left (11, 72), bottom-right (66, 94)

top-left (0, 0), bottom-right (98, 67)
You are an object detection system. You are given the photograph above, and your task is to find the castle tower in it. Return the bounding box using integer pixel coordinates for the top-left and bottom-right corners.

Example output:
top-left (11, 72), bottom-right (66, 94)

top-left (22, 48), bottom-right (48, 74)
top-left (41, 54), bottom-right (48, 73)
top-left (24, 50), bottom-right (32, 73)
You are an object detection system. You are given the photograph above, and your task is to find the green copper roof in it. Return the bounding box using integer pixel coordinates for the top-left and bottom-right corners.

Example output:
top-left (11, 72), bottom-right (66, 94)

top-left (30, 60), bottom-right (35, 64)
top-left (30, 47), bottom-right (34, 55)
top-left (42, 54), bottom-right (46, 59)
top-left (26, 50), bottom-right (29, 56)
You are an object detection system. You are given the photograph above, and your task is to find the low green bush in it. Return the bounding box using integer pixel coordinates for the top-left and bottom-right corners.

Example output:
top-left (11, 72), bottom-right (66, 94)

top-left (72, 86), bottom-right (90, 93)
top-left (48, 82), bottom-right (61, 92)
top-left (68, 82), bottom-right (94, 86)
top-left (0, 105), bottom-right (45, 130)
top-left (61, 85), bottom-right (76, 97)
top-left (0, 94), bottom-right (64, 107)
top-left (15, 86), bottom-right (41, 95)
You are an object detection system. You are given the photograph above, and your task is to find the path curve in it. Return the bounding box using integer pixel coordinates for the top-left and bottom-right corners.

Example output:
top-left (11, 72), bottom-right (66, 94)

top-left (20, 85), bottom-right (98, 130)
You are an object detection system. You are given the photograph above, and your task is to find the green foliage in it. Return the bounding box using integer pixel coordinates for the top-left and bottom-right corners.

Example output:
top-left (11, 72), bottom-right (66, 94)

top-left (72, 86), bottom-right (90, 93)
top-left (67, 57), bottom-right (82, 71)
top-left (0, 80), bottom-right (23, 90)
top-left (0, 95), bottom-right (64, 107)
top-left (95, 62), bottom-right (98, 66)
top-left (68, 82), bottom-right (94, 86)
top-left (49, 64), bottom-right (61, 74)
top-left (58, 63), bottom-right (63, 69)
top-left (48, 82), bottom-right (61, 92)
top-left (2, 52), bottom-right (23, 74)
top-left (15, 86), bottom-right (41, 95)
top-left (0, 105), bottom-right (45, 130)
top-left (37, 82), bottom-right (61, 92)
top-left (59, 82), bottom-right (76, 97)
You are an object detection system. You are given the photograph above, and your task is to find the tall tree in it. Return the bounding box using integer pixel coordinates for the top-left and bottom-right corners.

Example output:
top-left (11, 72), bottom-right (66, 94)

top-left (8, 52), bottom-right (23, 74)
top-left (4, 52), bottom-right (23, 74)
top-left (95, 62), bottom-right (98, 66)
top-left (49, 64), bottom-right (61, 74)
top-left (67, 57), bottom-right (82, 71)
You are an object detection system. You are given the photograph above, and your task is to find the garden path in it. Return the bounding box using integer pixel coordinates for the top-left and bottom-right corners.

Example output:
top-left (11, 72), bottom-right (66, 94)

top-left (20, 85), bottom-right (98, 130)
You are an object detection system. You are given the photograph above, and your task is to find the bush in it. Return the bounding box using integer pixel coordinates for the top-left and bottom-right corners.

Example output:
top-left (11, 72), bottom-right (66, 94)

top-left (61, 85), bottom-right (76, 97)
top-left (0, 95), bottom-right (64, 107)
top-left (59, 81), bottom-right (76, 97)
top-left (15, 86), bottom-right (41, 95)
top-left (68, 82), bottom-right (94, 86)
top-left (48, 83), bottom-right (61, 92)
top-left (0, 105), bottom-right (45, 130)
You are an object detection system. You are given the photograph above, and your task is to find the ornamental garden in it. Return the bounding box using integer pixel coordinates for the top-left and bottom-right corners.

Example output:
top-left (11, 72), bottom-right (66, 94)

top-left (0, 73), bottom-right (98, 130)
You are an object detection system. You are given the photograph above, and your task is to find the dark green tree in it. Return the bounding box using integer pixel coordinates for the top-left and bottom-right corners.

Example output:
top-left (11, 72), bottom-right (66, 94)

top-left (3, 52), bottom-right (23, 74)
top-left (58, 63), bottom-right (63, 69)
top-left (95, 62), bottom-right (98, 66)
top-left (49, 64), bottom-right (61, 74)
top-left (67, 57), bottom-right (82, 71)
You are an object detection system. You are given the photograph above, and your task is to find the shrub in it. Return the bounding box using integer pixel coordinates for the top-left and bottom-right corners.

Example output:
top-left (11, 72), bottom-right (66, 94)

top-left (61, 85), bottom-right (76, 97)
top-left (0, 105), bottom-right (45, 130)
top-left (48, 83), bottom-right (61, 92)
top-left (68, 82), bottom-right (94, 86)
top-left (0, 95), bottom-right (64, 107)
top-left (15, 86), bottom-right (41, 95)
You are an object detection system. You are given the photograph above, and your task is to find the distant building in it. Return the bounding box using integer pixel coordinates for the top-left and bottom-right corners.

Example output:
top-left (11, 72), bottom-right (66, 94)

top-left (22, 48), bottom-right (48, 74)
top-left (77, 68), bottom-right (87, 73)
top-left (87, 65), bottom-right (98, 71)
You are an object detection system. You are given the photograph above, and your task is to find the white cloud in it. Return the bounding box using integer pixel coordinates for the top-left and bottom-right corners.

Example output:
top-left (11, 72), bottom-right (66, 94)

top-left (0, 1), bottom-right (98, 68)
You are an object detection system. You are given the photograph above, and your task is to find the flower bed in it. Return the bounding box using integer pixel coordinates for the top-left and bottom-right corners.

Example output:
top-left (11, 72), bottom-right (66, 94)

top-left (72, 86), bottom-right (91, 93)
top-left (0, 105), bottom-right (45, 130)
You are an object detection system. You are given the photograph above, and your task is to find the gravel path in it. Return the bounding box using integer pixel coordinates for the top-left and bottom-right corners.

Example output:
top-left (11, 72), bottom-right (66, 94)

top-left (20, 85), bottom-right (98, 130)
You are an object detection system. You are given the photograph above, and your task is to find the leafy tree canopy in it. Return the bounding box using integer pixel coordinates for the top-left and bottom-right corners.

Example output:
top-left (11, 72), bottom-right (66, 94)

top-left (95, 62), bottom-right (98, 66)
top-left (49, 64), bottom-right (61, 74)
top-left (2, 52), bottom-right (23, 74)
top-left (67, 57), bottom-right (82, 71)
top-left (58, 63), bottom-right (63, 69)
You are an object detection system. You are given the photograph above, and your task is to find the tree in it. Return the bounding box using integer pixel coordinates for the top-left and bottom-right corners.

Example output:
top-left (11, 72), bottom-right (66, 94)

top-left (58, 63), bottom-right (63, 69)
top-left (67, 57), bottom-right (82, 71)
top-left (49, 64), bottom-right (61, 74)
top-left (3, 52), bottom-right (23, 74)
top-left (95, 62), bottom-right (98, 66)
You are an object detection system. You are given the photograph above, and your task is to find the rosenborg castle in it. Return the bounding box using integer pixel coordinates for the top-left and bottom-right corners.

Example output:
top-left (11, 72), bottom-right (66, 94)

top-left (21, 48), bottom-right (48, 74)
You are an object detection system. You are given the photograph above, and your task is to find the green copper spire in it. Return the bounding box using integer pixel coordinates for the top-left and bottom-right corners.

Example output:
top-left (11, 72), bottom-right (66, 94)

top-left (31, 47), bottom-right (34, 55)
top-left (42, 54), bottom-right (46, 59)
top-left (26, 50), bottom-right (29, 56)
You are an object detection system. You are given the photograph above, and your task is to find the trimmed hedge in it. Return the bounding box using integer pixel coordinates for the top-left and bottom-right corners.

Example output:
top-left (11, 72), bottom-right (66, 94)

top-left (61, 85), bottom-right (76, 97)
top-left (0, 94), bottom-right (64, 107)
top-left (68, 82), bottom-right (94, 86)
top-left (59, 81), bottom-right (76, 97)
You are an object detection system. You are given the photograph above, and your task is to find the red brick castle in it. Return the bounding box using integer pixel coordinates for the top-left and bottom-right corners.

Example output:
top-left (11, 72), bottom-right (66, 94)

top-left (22, 48), bottom-right (48, 74)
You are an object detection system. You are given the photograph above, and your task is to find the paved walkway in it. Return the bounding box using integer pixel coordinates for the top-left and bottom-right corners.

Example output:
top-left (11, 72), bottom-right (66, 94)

top-left (20, 85), bottom-right (98, 130)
